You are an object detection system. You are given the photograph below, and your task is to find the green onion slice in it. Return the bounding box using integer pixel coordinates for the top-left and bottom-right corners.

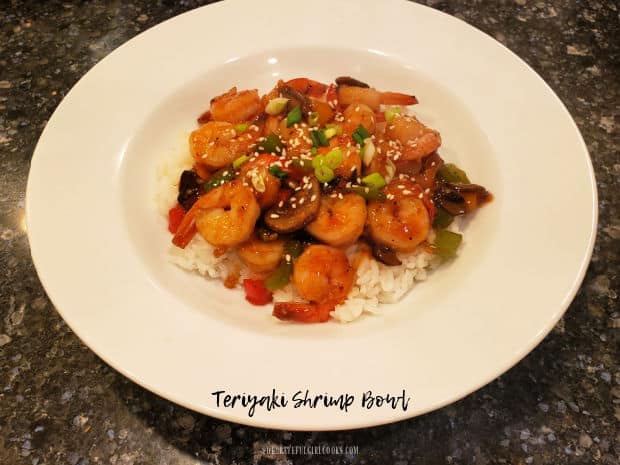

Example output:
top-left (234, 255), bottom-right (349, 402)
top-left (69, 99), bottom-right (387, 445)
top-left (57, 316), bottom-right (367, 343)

top-left (232, 155), bottom-right (249, 169)
top-left (362, 172), bottom-right (386, 189)
top-left (268, 165), bottom-right (288, 179)
top-left (315, 164), bottom-right (335, 183)
top-left (286, 106), bottom-right (302, 127)
top-left (324, 148), bottom-right (344, 169)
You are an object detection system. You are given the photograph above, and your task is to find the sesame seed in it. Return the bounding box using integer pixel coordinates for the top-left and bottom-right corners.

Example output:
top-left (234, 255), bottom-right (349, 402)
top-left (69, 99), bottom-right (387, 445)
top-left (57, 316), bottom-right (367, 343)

top-left (310, 194), bottom-right (317, 201)
top-left (337, 193), bottom-right (344, 199)
top-left (418, 192), bottom-right (424, 199)
top-left (291, 204), bottom-right (297, 209)
top-left (270, 213), bottom-right (280, 218)
top-left (364, 187), bottom-right (369, 193)
top-left (402, 189), bottom-right (412, 195)
top-left (397, 184), bottom-right (405, 189)
top-left (285, 254), bottom-right (291, 262)
top-left (299, 197), bottom-right (305, 204)
top-left (355, 106), bottom-right (360, 112)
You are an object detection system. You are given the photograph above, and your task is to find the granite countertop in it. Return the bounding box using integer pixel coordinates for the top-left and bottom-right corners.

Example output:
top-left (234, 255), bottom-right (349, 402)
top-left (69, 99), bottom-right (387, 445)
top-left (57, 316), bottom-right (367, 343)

top-left (1, 1), bottom-right (618, 464)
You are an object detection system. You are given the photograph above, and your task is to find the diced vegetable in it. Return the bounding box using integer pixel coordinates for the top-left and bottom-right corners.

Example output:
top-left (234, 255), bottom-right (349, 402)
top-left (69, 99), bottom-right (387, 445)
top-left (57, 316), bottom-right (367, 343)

top-left (311, 147), bottom-right (318, 155)
top-left (323, 148), bottom-right (344, 169)
top-left (437, 163), bottom-right (471, 184)
top-left (349, 185), bottom-right (386, 200)
top-left (384, 106), bottom-right (402, 121)
top-left (311, 155), bottom-right (324, 169)
top-left (325, 123), bottom-right (343, 136)
top-left (385, 159), bottom-right (396, 183)
top-left (265, 262), bottom-right (293, 290)
top-left (362, 172), bottom-right (386, 189)
top-left (265, 97), bottom-right (289, 115)
top-left (255, 133), bottom-right (284, 154)
top-left (324, 127), bottom-right (337, 139)
top-left (232, 155), bottom-right (249, 169)
top-left (243, 279), bottom-right (273, 305)
top-left (204, 168), bottom-right (234, 192)
top-left (432, 207), bottom-right (454, 229)
top-left (177, 170), bottom-right (203, 210)
top-left (315, 164), bottom-right (335, 183)
top-left (361, 139), bottom-right (376, 166)
top-left (432, 230), bottom-right (462, 258)
top-left (167, 204), bottom-right (185, 234)
top-left (352, 124), bottom-right (370, 146)
top-left (310, 129), bottom-right (329, 147)
top-left (268, 165), bottom-right (288, 179)
top-left (286, 105), bottom-right (302, 127)
top-left (251, 172), bottom-right (266, 192)
top-left (307, 111), bottom-right (320, 126)
top-left (234, 123), bottom-right (248, 133)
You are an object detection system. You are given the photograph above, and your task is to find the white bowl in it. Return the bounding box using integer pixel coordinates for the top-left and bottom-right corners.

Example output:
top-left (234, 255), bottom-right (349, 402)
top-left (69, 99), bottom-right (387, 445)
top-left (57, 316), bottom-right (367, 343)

top-left (26, 0), bottom-right (597, 430)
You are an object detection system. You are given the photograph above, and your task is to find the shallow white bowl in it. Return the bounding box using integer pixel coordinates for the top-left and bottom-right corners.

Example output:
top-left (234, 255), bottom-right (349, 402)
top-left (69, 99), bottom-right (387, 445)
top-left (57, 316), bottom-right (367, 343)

top-left (26, 0), bottom-right (597, 430)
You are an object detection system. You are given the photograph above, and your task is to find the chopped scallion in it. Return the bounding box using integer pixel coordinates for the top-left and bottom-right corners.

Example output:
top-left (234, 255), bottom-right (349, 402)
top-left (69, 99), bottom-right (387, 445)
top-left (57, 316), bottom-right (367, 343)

top-left (362, 172), bottom-right (386, 189)
top-left (384, 106), bottom-right (402, 122)
top-left (265, 97), bottom-right (289, 115)
top-left (315, 164), bottom-right (335, 183)
top-left (234, 123), bottom-right (248, 133)
top-left (286, 106), bottom-right (302, 127)
top-left (324, 148), bottom-right (344, 169)
top-left (268, 165), bottom-right (288, 179)
top-left (232, 155), bottom-right (249, 169)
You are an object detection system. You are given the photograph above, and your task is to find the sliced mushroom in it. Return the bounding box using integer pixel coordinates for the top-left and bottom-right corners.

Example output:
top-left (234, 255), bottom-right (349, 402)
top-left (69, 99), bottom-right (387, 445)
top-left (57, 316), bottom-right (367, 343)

top-left (264, 177), bottom-right (321, 233)
top-left (335, 76), bottom-right (370, 88)
top-left (277, 84), bottom-right (313, 116)
top-left (434, 182), bottom-right (492, 216)
top-left (372, 243), bottom-right (402, 266)
top-left (177, 170), bottom-right (204, 210)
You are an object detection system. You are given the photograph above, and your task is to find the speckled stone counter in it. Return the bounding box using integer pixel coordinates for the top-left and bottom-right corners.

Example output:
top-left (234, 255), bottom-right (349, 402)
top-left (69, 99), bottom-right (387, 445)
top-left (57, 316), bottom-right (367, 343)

top-left (1, 1), bottom-right (618, 464)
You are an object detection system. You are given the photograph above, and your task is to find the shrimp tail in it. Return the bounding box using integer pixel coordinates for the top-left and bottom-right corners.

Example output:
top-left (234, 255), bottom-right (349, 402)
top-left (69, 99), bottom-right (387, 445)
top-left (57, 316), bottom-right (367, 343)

top-left (171, 212), bottom-right (197, 249)
top-left (273, 301), bottom-right (333, 323)
top-left (380, 92), bottom-right (419, 106)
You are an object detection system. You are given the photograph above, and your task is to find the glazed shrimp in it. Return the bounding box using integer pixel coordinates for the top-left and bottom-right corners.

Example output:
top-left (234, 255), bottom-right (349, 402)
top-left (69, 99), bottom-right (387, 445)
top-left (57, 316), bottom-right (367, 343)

top-left (237, 236), bottom-right (284, 273)
top-left (342, 103), bottom-right (376, 136)
top-left (385, 115), bottom-right (441, 160)
top-left (306, 194), bottom-right (367, 247)
top-left (278, 119), bottom-right (313, 157)
top-left (336, 77), bottom-right (418, 112)
top-left (172, 181), bottom-right (260, 249)
top-left (366, 180), bottom-right (430, 252)
top-left (273, 245), bottom-right (354, 323)
top-left (209, 87), bottom-right (262, 123)
top-left (238, 154), bottom-right (281, 209)
top-left (190, 121), bottom-right (260, 169)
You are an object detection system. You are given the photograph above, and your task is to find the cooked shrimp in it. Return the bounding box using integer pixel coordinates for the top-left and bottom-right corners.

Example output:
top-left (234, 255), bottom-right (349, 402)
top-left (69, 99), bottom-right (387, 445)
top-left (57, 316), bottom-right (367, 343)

top-left (238, 154), bottom-right (281, 209)
top-left (366, 180), bottom-right (430, 252)
top-left (278, 119), bottom-right (313, 157)
top-left (385, 115), bottom-right (441, 160)
top-left (273, 245), bottom-right (354, 322)
top-left (237, 236), bottom-right (284, 273)
top-left (190, 121), bottom-right (260, 169)
top-left (306, 194), bottom-right (367, 247)
top-left (342, 103), bottom-right (376, 136)
top-left (209, 87), bottom-right (261, 123)
top-left (337, 85), bottom-right (418, 112)
top-left (319, 135), bottom-right (362, 178)
top-left (172, 181), bottom-right (260, 249)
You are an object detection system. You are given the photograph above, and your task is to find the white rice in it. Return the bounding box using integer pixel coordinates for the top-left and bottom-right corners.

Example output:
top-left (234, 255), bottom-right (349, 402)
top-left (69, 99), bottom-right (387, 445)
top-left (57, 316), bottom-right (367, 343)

top-left (157, 148), bottom-right (460, 323)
